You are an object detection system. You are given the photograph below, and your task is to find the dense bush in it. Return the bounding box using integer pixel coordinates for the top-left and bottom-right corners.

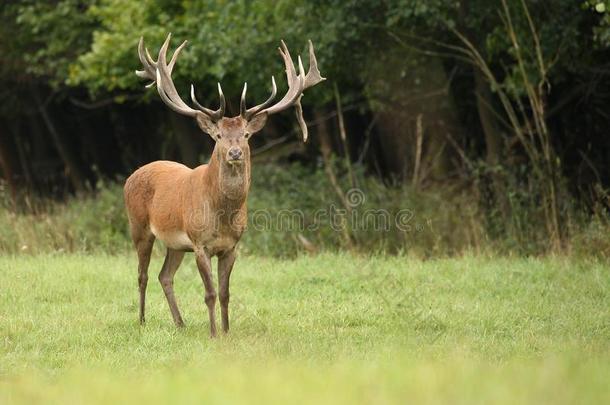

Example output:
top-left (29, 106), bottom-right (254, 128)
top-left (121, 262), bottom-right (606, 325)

top-left (0, 181), bottom-right (129, 254)
top-left (2, 163), bottom-right (608, 258)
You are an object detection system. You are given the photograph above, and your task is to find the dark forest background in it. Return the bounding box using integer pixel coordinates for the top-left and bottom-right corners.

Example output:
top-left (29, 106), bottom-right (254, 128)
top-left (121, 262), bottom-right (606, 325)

top-left (1, 0), bottom-right (609, 256)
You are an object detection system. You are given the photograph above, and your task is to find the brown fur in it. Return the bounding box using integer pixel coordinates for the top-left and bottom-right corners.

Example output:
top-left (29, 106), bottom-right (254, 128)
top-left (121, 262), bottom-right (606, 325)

top-left (124, 114), bottom-right (267, 335)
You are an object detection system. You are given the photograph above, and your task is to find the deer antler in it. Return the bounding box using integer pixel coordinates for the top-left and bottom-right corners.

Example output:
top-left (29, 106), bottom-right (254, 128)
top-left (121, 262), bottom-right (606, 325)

top-left (136, 35), bottom-right (324, 139)
top-left (136, 33), bottom-right (225, 121)
top-left (240, 78), bottom-right (278, 119)
top-left (241, 40), bottom-right (326, 141)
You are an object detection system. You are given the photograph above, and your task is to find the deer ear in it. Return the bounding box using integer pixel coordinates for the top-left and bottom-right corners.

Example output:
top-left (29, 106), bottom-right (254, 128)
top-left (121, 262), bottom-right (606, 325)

top-left (196, 113), bottom-right (220, 140)
top-left (245, 113), bottom-right (268, 137)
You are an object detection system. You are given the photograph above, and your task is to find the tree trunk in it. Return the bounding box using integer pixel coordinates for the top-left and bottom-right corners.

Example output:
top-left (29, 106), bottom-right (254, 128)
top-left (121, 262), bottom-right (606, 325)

top-left (367, 44), bottom-right (463, 183)
top-left (474, 67), bottom-right (510, 220)
top-left (0, 120), bottom-right (18, 205)
top-left (15, 120), bottom-right (36, 192)
top-left (169, 112), bottom-right (199, 167)
top-left (31, 88), bottom-right (86, 192)
top-left (474, 69), bottom-right (503, 170)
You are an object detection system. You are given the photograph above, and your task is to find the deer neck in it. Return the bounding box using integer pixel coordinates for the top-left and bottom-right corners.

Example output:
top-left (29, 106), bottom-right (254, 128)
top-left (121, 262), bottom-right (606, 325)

top-left (205, 146), bottom-right (250, 208)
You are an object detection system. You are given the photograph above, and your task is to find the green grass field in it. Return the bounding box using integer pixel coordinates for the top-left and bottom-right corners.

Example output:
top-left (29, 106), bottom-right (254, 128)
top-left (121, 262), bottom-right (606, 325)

top-left (1, 253), bottom-right (609, 404)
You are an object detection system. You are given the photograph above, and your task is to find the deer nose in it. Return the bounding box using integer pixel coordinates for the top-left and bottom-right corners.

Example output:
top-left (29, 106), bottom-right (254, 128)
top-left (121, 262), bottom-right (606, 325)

top-left (228, 147), bottom-right (243, 161)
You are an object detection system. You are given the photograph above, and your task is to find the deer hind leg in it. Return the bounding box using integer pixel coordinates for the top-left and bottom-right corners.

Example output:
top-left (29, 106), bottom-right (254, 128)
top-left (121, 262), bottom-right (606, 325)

top-left (195, 250), bottom-right (217, 337)
top-left (218, 249), bottom-right (236, 333)
top-left (158, 248), bottom-right (186, 327)
top-left (135, 233), bottom-right (155, 324)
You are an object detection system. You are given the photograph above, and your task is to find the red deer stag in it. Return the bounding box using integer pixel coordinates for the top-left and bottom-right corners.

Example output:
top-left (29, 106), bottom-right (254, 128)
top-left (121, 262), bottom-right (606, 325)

top-left (124, 34), bottom-right (324, 336)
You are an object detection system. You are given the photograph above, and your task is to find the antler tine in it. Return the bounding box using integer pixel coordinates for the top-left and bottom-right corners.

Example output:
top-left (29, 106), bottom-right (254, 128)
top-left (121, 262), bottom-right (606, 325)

top-left (155, 69), bottom-right (196, 117)
top-left (168, 39), bottom-right (187, 74)
top-left (136, 33), bottom-right (225, 120)
top-left (190, 82), bottom-right (225, 120)
top-left (136, 37), bottom-right (153, 75)
top-left (258, 42), bottom-right (305, 116)
top-left (136, 33), bottom-right (226, 121)
top-left (243, 76), bottom-right (277, 120)
top-left (136, 35), bottom-right (188, 90)
top-left (156, 34), bottom-right (193, 110)
top-left (241, 40), bottom-right (323, 121)
top-left (240, 82), bottom-right (248, 118)
top-left (251, 40), bottom-right (325, 142)
top-left (304, 39), bottom-right (326, 89)
top-left (216, 82), bottom-right (226, 119)
top-left (191, 85), bottom-right (215, 116)
top-left (135, 37), bottom-right (156, 87)
top-left (279, 40), bottom-right (297, 87)
top-left (294, 95), bottom-right (309, 142)
top-left (143, 45), bottom-right (158, 89)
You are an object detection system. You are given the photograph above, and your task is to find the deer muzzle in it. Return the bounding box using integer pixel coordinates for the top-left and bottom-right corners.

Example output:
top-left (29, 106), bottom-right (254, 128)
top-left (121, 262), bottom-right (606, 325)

top-left (227, 147), bottom-right (243, 163)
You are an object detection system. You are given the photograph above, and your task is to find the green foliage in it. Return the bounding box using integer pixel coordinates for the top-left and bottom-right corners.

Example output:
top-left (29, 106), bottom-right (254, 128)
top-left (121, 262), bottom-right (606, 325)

top-left (67, 0), bottom-right (337, 102)
top-left (2, 163), bottom-right (609, 257)
top-left (1, 254), bottom-right (609, 403)
top-left (583, 0), bottom-right (610, 46)
top-left (571, 212), bottom-right (610, 257)
top-left (5, 0), bottom-right (97, 87)
top-left (0, 181), bottom-right (130, 254)
top-left (1, 0), bottom-right (601, 101)
top-left (385, 0), bottom-right (457, 29)
top-left (3, 0), bottom-right (605, 119)
top-left (4, 164), bottom-right (483, 256)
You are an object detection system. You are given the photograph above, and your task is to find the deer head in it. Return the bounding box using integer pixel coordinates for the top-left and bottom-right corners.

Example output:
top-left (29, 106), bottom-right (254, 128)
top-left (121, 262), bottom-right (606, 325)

top-left (136, 34), bottom-right (325, 168)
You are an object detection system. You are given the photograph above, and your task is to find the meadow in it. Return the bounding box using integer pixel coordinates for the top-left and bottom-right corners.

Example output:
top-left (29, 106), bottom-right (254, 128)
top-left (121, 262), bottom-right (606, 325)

top-left (3, 1), bottom-right (610, 403)
top-left (1, 252), bottom-right (608, 404)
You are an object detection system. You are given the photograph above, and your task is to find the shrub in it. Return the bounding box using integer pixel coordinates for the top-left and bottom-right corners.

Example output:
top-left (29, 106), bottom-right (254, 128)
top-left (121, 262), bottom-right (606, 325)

top-left (2, 163), bottom-right (608, 257)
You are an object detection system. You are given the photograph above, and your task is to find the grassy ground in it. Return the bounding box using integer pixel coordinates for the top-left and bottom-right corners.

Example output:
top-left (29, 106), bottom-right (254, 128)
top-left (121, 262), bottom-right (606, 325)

top-left (0, 253), bottom-right (608, 404)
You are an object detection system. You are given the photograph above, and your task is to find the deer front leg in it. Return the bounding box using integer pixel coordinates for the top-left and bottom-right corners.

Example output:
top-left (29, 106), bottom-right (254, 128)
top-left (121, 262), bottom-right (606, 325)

top-left (218, 249), bottom-right (236, 333)
top-left (195, 249), bottom-right (217, 337)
